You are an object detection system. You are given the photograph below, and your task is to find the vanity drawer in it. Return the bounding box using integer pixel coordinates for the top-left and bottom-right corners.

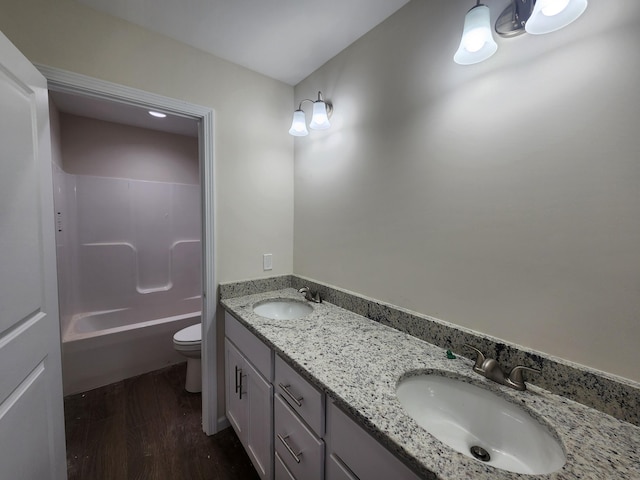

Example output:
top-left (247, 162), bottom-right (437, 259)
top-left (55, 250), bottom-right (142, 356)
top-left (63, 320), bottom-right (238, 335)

top-left (274, 394), bottom-right (324, 480)
top-left (225, 312), bottom-right (272, 381)
top-left (326, 453), bottom-right (359, 480)
top-left (275, 452), bottom-right (296, 480)
top-left (326, 401), bottom-right (420, 480)
top-left (275, 354), bottom-right (324, 436)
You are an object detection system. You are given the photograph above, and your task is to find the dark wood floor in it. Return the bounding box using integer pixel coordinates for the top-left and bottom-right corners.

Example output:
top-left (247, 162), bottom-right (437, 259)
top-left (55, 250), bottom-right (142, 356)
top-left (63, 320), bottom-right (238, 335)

top-left (64, 363), bottom-right (260, 480)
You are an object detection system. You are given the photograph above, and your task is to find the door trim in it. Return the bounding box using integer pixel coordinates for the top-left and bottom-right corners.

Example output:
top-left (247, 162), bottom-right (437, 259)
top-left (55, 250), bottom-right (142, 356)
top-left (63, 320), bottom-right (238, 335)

top-left (36, 65), bottom-right (222, 435)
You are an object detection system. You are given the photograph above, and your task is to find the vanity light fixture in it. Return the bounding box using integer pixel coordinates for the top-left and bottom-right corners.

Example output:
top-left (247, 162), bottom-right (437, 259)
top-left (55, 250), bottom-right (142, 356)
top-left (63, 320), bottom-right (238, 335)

top-left (454, 0), bottom-right (588, 65)
top-left (148, 111), bottom-right (167, 118)
top-left (289, 91), bottom-right (332, 137)
top-left (454, 2), bottom-right (498, 65)
top-left (524, 0), bottom-right (588, 35)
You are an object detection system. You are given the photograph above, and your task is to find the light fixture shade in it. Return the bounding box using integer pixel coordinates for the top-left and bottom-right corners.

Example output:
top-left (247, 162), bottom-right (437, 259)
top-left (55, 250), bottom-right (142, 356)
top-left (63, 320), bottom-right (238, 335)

top-left (454, 4), bottom-right (498, 65)
top-left (309, 101), bottom-right (331, 130)
top-left (525, 0), bottom-right (588, 35)
top-left (289, 110), bottom-right (309, 136)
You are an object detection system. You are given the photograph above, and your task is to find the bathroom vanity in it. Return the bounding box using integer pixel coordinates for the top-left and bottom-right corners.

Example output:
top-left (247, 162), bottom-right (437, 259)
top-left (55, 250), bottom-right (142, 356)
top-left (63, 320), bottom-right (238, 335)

top-left (225, 312), bottom-right (419, 480)
top-left (222, 288), bottom-right (640, 479)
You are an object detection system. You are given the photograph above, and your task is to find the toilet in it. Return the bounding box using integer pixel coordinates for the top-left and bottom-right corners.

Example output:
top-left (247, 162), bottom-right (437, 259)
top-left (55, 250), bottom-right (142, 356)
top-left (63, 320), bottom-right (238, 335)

top-left (173, 323), bottom-right (202, 393)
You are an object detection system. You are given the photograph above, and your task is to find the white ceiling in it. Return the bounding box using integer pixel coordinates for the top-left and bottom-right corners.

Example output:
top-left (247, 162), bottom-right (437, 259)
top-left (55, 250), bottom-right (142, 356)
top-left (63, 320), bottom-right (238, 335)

top-left (75, 0), bottom-right (410, 85)
top-left (50, 90), bottom-right (199, 137)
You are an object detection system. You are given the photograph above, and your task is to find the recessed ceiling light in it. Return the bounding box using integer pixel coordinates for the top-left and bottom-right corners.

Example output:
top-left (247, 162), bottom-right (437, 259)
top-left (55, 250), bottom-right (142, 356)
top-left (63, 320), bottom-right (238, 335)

top-left (148, 111), bottom-right (167, 118)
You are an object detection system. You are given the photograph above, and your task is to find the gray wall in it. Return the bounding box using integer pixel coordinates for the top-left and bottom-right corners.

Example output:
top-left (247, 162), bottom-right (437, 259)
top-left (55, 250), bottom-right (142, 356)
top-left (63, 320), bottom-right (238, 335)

top-left (294, 0), bottom-right (640, 382)
top-left (0, 0), bottom-right (294, 283)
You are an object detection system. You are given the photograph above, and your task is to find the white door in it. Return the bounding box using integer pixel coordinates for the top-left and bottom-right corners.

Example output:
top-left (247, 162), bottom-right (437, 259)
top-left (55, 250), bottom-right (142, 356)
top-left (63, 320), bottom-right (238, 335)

top-left (0, 31), bottom-right (67, 479)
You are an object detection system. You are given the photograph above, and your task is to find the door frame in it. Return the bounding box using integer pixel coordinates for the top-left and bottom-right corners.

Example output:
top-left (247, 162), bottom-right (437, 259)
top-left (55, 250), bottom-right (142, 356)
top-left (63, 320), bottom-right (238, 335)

top-left (37, 65), bottom-right (221, 435)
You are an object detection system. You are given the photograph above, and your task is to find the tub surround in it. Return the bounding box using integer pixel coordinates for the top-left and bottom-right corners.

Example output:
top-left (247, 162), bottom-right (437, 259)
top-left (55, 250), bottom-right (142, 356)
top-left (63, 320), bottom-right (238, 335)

top-left (221, 287), bottom-right (640, 479)
top-left (220, 276), bottom-right (639, 427)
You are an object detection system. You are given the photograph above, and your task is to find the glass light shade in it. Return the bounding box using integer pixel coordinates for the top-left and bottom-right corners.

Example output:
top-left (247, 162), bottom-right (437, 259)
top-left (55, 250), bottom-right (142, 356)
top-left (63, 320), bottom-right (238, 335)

top-left (289, 110), bottom-right (309, 136)
top-left (454, 5), bottom-right (498, 65)
top-left (309, 101), bottom-right (331, 130)
top-left (525, 0), bottom-right (588, 35)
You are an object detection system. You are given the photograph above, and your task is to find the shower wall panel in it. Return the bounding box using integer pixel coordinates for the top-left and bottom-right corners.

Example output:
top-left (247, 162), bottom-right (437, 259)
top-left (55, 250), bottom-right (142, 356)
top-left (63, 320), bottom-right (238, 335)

top-left (60, 173), bottom-right (201, 321)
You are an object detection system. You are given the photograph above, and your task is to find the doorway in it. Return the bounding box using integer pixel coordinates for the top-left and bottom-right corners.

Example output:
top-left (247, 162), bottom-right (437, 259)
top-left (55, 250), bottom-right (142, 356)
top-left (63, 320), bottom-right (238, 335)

top-left (38, 65), bottom-right (219, 435)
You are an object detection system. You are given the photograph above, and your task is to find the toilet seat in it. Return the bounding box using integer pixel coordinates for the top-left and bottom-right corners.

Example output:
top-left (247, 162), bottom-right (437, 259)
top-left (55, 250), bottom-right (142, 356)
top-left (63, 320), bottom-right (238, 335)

top-left (173, 323), bottom-right (201, 346)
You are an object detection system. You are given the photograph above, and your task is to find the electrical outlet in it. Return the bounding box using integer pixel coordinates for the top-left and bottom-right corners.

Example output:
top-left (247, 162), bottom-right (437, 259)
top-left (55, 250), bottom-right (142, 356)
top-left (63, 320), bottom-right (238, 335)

top-left (263, 253), bottom-right (273, 271)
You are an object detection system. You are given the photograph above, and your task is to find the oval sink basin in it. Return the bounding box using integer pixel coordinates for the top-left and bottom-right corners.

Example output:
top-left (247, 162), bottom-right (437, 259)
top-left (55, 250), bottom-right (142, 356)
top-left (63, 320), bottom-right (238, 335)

top-left (252, 299), bottom-right (313, 320)
top-left (396, 374), bottom-right (565, 475)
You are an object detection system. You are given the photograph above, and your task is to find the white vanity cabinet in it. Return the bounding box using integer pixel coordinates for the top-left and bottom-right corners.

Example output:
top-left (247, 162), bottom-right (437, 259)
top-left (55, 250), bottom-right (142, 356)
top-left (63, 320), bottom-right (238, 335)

top-left (225, 314), bottom-right (274, 480)
top-left (224, 311), bottom-right (422, 480)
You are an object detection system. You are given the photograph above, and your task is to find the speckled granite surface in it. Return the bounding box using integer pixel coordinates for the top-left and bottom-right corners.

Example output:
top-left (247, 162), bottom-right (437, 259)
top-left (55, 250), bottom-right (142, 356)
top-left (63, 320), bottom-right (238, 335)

top-left (219, 275), bottom-right (293, 299)
top-left (220, 276), bottom-right (640, 426)
top-left (221, 288), bottom-right (640, 480)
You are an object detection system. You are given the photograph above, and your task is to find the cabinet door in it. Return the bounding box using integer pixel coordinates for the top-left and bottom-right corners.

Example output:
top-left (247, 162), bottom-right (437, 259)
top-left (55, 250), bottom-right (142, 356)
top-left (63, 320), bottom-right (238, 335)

top-left (225, 339), bottom-right (247, 438)
top-left (245, 358), bottom-right (274, 480)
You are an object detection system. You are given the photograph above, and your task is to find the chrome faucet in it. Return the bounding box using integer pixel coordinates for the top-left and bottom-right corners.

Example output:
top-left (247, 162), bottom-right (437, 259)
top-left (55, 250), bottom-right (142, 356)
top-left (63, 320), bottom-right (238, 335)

top-left (298, 286), bottom-right (322, 303)
top-left (463, 345), bottom-right (541, 391)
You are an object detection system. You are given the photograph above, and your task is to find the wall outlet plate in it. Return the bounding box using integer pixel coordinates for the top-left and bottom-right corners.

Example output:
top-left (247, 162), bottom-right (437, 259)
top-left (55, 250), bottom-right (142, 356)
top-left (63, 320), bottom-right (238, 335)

top-left (263, 253), bottom-right (273, 271)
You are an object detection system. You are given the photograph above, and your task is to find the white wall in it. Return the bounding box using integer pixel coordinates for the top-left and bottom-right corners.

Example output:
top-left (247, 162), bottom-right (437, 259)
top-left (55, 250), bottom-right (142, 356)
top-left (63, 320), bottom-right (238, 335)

top-left (0, 0), bottom-right (294, 283)
top-left (60, 113), bottom-right (199, 184)
top-left (294, 0), bottom-right (640, 382)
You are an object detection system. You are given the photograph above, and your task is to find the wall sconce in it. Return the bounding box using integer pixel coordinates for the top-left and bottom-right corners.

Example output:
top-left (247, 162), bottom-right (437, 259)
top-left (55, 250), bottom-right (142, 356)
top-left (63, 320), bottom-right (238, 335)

top-left (454, 0), bottom-right (588, 65)
top-left (454, 2), bottom-right (498, 65)
top-left (289, 91), bottom-right (333, 137)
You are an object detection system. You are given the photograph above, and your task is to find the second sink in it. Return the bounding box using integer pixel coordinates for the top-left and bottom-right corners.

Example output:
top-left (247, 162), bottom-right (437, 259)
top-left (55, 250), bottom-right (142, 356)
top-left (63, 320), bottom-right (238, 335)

top-left (253, 298), bottom-right (313, 320)
top-left (396, 373), bottom-right (566, 475)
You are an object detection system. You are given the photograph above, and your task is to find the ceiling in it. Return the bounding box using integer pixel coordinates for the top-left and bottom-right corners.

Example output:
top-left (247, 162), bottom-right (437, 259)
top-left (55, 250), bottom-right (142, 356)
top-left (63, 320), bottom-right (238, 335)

top-left (50, 90), bottom-right (199, 137)
top-left (75, 0), bottom-right (410, 85)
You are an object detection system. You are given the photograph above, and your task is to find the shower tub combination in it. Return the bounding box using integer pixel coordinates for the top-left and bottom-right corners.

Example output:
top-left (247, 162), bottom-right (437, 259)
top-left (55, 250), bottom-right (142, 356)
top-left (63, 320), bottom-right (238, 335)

top-left (55, 173), bottom-right (203, 394)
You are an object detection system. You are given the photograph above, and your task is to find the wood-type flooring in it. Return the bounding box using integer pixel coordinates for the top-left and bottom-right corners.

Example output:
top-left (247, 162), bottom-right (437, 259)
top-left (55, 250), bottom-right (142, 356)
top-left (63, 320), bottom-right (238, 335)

top-left (64, 363), bottom-right (260, 480)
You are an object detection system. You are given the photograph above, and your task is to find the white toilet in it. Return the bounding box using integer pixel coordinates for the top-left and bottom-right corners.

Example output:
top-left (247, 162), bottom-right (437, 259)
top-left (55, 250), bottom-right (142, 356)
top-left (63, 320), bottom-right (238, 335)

top-left (173, 323), bottom-right (202, 393)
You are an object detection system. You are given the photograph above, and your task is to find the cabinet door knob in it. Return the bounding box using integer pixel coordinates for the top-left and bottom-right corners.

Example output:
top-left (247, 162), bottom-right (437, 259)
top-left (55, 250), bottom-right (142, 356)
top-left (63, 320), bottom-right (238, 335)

top-left (279, 383), bottom-right (303, 407)
top-left (277, 434), bottom-right (302, 464)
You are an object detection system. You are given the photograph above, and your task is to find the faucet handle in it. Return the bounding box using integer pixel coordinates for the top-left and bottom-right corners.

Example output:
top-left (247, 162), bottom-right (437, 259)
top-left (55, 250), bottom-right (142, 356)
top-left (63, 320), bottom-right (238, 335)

top-left (507, 365), bottom-right (541, 391)
top-left (463, 344), bottom-right (486, 374)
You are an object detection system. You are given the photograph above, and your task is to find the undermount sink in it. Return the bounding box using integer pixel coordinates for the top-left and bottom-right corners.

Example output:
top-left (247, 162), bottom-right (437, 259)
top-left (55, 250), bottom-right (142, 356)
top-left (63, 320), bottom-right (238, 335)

top-left (396, 373), bottom-right (566, 475)
top-left (252, 298), bottom-right (313, 320)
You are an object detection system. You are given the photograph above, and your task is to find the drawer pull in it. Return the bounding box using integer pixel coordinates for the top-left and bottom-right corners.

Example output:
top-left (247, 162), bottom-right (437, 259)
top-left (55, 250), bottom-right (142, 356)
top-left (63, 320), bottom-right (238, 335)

top-left (279, 383), bottom-right (303, 407)
top-left (277, 434), bottom-right (302, 463)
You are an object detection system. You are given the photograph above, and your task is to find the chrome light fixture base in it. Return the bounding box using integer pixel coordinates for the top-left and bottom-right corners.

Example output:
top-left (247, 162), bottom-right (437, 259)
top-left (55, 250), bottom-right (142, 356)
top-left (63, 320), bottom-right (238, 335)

top-left (324, 101), bottom-right (334, 118)
top-left (495, 0), bottom-right (535, 37)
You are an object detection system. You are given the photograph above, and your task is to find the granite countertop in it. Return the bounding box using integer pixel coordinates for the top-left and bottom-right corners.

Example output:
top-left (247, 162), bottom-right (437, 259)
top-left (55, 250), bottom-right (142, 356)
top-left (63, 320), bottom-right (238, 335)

top-left (221, 288), bottom-right (640, 480)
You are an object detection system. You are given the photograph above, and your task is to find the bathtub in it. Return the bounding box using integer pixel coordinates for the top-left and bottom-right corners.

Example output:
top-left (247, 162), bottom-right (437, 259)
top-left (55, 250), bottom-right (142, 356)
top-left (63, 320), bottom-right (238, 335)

top-left (61, 297), bottom-right (201, 395)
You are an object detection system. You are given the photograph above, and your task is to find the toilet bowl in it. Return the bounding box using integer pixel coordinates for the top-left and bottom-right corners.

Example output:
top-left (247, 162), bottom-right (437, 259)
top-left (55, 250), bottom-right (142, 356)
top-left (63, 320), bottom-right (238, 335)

top-left (173, 323), bottom-right (202, 393)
